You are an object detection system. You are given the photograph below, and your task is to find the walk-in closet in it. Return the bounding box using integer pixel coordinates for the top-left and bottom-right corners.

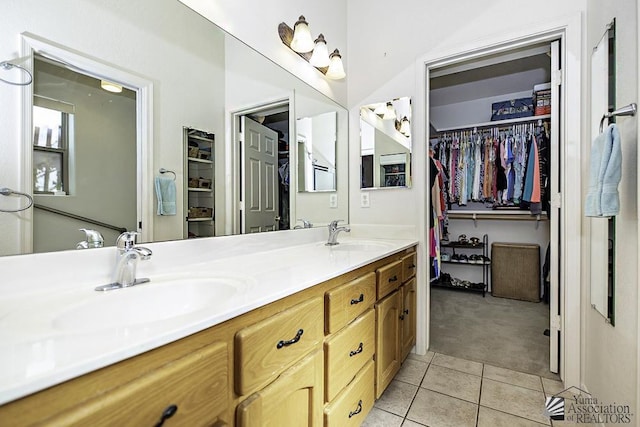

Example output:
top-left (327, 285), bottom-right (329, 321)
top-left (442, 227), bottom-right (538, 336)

top-left (427, 41), bottom-right (560, 378)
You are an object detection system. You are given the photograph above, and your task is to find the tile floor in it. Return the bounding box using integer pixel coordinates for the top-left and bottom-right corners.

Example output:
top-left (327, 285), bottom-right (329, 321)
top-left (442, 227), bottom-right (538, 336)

top-left (362, 352), bottom-right (580, 427)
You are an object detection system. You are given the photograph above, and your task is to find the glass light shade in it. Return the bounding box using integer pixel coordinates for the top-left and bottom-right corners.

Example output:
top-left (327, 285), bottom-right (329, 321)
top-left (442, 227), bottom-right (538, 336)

top-left (383, 102), bottom-right (396, 120)
top-left (290, 16), bottom-right (314, 53)
top-left (326, 49), bottom-right (346, 80)
top-left (100, 80), bottom-right (122, 93)
top-left (373, 103), bottom-right (386, 115)
top-left (400, 116), bottom-right (411, 136)
top-left (309, 34), bottom-right (330, 67)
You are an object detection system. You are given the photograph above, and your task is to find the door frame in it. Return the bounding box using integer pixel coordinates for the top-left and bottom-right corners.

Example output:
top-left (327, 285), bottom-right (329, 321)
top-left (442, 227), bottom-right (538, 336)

top-left (228, 95), bottom-right (294, 235)
top-left (19, 32), bottom-right (154, 248)
top-left (416, 14), bottom-right (583, 387)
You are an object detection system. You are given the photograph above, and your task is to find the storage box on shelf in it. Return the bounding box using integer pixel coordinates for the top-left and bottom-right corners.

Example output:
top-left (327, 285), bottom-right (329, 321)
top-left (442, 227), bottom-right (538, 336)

top-left (434, 234), bottom-right (489, 297)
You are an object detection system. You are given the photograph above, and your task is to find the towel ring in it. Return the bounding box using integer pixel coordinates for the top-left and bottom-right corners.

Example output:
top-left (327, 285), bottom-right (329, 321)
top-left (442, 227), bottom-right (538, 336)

top-left (0, 187), bottom-right (34, 212)
top-left (0, 61), bottom-right (33, 86)
top-left (159, 168), bottom-right (176, 181)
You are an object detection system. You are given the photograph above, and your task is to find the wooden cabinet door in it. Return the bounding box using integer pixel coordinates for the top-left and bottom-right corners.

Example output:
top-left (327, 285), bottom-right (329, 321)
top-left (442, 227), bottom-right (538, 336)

top-left (236, 350), bottom-right (323, 427)
top-left (400, 278), bottom-right (417, 362)
top-left (374, 290), bottom-right (401, 398)
top-left (48, 341), bottom-right (229, 427)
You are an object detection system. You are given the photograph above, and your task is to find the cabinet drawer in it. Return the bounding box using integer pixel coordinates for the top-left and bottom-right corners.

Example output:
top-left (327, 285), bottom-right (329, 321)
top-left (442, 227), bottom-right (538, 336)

top-left (235, 297), bottom-right (323, 396)
top-left (324, 309), bottom-right (375, 402)
top-left (401, 251), bottom-right (417, 282)
top-left (376, 260), bottom-right (403, 299)
top-left (324, 360), bottom-right (375, 427)
top-left (325, 272), bottom-right (376, 334)
top-left (49, 342), bottom-right (228, 427)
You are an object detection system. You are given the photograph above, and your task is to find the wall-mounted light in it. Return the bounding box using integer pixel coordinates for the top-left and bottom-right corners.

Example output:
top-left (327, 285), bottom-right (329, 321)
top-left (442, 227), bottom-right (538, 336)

top-left (100, 80), bottom-right (122, 93)
top-left (278, 16), bottom-right (345, 80)
top-left (399, 116), bottom-right (411, 136)
top-left (382, 102), bottom-right (397, 120)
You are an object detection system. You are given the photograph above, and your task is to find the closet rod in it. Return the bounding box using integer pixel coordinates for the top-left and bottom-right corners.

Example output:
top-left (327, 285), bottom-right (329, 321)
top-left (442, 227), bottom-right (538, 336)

top-left (435, 114), bottom-right (550, 133)
top-left (599, 103), bottom-right (637, 133)
top-left (448, 212), bottom-right (548, 222)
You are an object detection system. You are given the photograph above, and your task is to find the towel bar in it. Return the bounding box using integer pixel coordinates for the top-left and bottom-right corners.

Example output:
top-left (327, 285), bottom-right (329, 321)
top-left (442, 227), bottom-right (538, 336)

top-left (599, 103), bottom-right (637, 133)
top-left (159, 168), bottom-right (176, 181)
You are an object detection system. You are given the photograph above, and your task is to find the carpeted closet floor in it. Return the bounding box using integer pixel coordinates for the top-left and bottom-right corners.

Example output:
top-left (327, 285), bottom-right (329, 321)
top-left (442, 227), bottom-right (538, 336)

top-left (430, 287), bottom-right (559, 380)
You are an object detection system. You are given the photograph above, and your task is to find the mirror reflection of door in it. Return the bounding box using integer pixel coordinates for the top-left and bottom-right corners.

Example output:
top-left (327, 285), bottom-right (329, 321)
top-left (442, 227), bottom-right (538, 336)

top-left (241, 116), bottom-right (283, 233)
top-left (32, 55), bottom-right (137, 252)
top-left (296, 111), bottom-right (337, 192)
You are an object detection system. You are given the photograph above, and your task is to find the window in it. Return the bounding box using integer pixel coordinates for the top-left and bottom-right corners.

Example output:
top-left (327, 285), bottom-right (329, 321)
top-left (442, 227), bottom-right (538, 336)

top-left (33, 98), bottom-right (74, 194)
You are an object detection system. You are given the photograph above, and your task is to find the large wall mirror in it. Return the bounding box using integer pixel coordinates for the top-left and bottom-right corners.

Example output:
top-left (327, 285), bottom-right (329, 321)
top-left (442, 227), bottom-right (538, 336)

top-left (360, 97), bottom-right (412, 189)
top-left (0, 0), bottom-right (348, 256)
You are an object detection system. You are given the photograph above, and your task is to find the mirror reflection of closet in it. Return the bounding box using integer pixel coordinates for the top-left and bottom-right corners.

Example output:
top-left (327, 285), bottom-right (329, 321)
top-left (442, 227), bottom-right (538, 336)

top-left (360, 97), bottom-right (412, 189)
top-left (297, 111), bottom-right (337, 192)
top-left (589, 20), bottom-right (616, 325)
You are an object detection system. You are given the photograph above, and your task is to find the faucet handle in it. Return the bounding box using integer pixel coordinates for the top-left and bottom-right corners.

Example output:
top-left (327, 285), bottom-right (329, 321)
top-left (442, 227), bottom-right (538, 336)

top-left (329, 220), bottom-right (345, 228)
top-left (297, 219), bottom-right (313, 228)
top-left (116, 231), bottom-right (140, 250)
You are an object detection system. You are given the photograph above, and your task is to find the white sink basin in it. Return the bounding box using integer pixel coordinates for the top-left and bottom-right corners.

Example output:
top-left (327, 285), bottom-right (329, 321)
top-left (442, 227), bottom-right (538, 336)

top-left (323, 240), bottom-right (396, 252)
top-left (52, 274), bottom-right (249, 332)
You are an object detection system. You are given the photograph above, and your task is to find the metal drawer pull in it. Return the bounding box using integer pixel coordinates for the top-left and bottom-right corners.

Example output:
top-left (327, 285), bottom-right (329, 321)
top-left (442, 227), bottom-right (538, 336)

top-left (154, 404), bottom-right (178, 427)
top-left (349, 400), bottom-right (363, 418)
top-left (409, 264), bottom-right (416, 269)
top-left (350, 293), bottom-right (364, 305)
top-left (349, 342), bottom-right (364, 357)
top-left (400, 309), bottom-right (409, 321)
top-left (388, 275), bottom-right (398, 282)
top-left (404, 309), bottom-right (409, 314)
top-left (277, 329), bottom-right (304, 349)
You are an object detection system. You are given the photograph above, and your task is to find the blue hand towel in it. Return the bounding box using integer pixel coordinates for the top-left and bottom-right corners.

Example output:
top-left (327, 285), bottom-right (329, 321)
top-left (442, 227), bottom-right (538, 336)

top-left (585, 124), bottom-right (621, 217)
top-left (155, 176), bottom-right (176, 215)
top-left (601, 124), bottom-right (621, 216)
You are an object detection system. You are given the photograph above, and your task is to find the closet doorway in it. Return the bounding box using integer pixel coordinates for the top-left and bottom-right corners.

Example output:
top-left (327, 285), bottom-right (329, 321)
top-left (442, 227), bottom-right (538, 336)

top-left (427, 40), bottom-right (562, 379)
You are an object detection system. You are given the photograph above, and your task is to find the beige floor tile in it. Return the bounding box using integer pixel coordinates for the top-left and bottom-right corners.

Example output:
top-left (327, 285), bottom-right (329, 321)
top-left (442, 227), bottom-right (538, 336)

top-left (481, 378), bottom-right (550, 425)
top-left (541, 378), bottom-right (565, 396)
top-left (408, 350), bottom-right (435, 364)
top-left (402, 420), bottom-right (426, 427)
top-left (406, 388), bottom-right (478, 427)
top-left (431, 353), bottom-right (483, 376)
top-left (478, 406), bottom-right (549, 426)
top-left (361, 407), bottom-right (404, 427)
top-left (374, 379), bottom-right (418, 417)
top-left (395, 359), bottom-right (428, 386)
top-left (421, 364), bottom-right (481, 403)
top-left (484, 364), bottom-right (543, 391)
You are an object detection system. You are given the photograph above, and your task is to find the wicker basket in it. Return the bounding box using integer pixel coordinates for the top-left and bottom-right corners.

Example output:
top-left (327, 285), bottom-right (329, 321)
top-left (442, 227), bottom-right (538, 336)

top-left (188, 178), bottom-right (199, 188)
top-left (188, 207), bottom-right (213, 218)
top-left (491, 242), bottom-right (540, 302)
top-left (188, 146), bottom-right (199, 158)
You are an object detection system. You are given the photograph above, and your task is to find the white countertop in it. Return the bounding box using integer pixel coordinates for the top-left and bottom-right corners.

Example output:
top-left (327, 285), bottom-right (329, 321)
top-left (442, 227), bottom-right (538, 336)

top-left (0, 229), bottom-right (417, 405)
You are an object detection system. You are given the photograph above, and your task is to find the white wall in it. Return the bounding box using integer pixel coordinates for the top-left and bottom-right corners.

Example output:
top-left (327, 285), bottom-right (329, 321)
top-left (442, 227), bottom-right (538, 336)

top-left (178, 0), bottom-right (348, 105)
top-left (0, 0), bottom-right (226, 255)
top-left (584, 0), bottom-right (639, 420)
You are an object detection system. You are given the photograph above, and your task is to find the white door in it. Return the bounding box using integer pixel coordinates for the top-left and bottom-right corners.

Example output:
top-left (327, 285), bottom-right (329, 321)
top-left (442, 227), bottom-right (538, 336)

top-left (548, 39), bottom-right (561, 374)
top-left (241, 117), bottom-right (280, 233)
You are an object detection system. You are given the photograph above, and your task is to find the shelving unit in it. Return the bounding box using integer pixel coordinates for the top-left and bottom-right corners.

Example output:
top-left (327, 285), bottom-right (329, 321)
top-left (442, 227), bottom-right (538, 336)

top-left (433, 234), bottom-right (489, 297)
top-left (184, 127), bottom-right (215, 239)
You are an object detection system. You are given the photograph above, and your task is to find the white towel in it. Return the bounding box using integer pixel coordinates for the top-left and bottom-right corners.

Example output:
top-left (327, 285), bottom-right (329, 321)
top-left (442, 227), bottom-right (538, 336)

top-left (585, 124), bottom-right (621, 217)
top-left (155, 176), bottom-right (176, 215)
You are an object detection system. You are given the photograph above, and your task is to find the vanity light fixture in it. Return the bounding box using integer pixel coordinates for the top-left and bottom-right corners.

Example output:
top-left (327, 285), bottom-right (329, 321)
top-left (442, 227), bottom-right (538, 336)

top-left (399, 116), bottom-right (411, 136)
top-left (309, 34), bottom-right (330, 67)
top-left (290, 16), bottom-right (314, 53)
top-left (382, 102), bottom-right (397, 120)
top-left (100, 80), bottom-right (122, 93)
top-left (326, 49), bottom-right (346, 80)
top-left (278, 16), bottom-right (345, 80)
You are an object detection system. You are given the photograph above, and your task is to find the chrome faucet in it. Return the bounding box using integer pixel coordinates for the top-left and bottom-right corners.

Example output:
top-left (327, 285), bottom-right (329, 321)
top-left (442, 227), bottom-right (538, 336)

top-left (326, 220), bottom-right (350, 246)
top-left (294, 219), bottom-right (314, 229)
top-left (95, 231), bottom-right (152, 291)
top-left (76, 228), bottom-right (104, 249)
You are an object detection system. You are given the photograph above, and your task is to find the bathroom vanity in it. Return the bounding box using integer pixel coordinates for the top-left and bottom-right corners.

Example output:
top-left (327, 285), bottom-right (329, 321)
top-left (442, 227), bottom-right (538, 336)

top-left (0, 230), bottom-right (417, 426)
